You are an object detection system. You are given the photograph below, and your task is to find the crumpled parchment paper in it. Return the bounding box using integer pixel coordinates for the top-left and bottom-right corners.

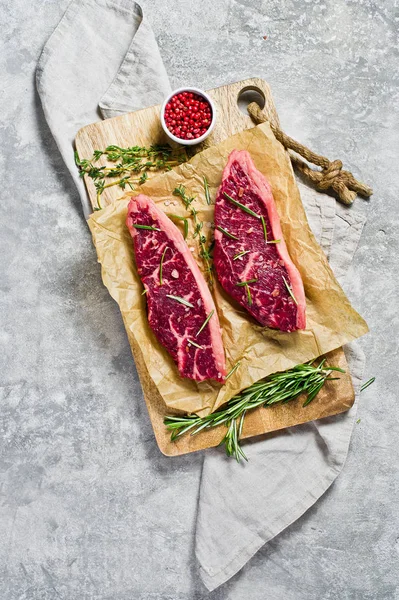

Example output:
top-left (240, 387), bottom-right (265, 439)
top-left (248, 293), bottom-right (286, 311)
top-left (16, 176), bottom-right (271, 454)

top-left (87, 122), bottom-right (368, 416)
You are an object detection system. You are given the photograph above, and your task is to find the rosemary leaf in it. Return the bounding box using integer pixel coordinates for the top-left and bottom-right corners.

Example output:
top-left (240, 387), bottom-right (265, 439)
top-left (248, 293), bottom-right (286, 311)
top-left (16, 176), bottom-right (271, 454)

top-left (187, 339), bottom-right (203, 350)
top-left (133, 224), bottom-right (160, 231)
top-left (236, 278), bottom-right (258, 286)
top-left (159, 246), bottom-right (169, 286)
top-left (261, 215), bottom-right (268, 241)
top-left (223, 192), bottom-right (260, 219)
top-left (217, 226), bottom-right (239, 240)
top-left (282, 276), bottom-right (298, 305)
top-left (226, 361), bottom-right (241, 380)
top-left (360, 377), bottom-right (375, 392)
top-left (233, 250), bottom-right (250, 261)
top-left (246, 284), bottom-right (252, 306)
top-left (203, 176), bottom-right (211, 205)
top-left (166, 294), bottom-right (194, 308)
top-left (167, 213), bottom-right (189, 239)
top-left (196, 309), bottom-right (214, 337)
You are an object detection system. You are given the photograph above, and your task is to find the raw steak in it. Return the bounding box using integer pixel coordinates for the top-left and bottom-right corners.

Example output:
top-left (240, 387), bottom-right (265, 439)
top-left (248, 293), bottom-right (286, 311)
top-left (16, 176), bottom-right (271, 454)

top-left (126, 194), bottom-right (226, 382)
top-left (214, 150), bottom-right (306, 332)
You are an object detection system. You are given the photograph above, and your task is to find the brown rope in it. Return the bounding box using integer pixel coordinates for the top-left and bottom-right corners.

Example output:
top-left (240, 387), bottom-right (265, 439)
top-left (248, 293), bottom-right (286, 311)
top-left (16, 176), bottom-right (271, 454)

top-left (247, 102), bottom-right (373, 206)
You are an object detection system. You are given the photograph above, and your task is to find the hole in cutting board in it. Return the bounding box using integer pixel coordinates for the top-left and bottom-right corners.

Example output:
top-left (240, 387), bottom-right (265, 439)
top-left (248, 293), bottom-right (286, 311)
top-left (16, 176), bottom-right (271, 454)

top-left (237, 87), bottom-right (266, 115)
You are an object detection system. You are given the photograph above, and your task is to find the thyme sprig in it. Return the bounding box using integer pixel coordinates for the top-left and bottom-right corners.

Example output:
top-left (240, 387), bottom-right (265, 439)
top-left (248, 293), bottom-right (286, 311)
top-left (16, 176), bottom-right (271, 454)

top-left (75, 144), bottom-right (186, 209)
top-left (164, 359), bottom-right (345, 462)
top-left (173, 185), bottom-right (213, 285)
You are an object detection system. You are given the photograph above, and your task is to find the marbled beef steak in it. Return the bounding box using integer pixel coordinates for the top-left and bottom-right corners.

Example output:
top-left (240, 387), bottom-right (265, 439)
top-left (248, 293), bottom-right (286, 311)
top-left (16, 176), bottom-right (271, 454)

top-left (126, 195), bottom-right (226, 382)
top-left (214, 150), bottom-right (306, 332)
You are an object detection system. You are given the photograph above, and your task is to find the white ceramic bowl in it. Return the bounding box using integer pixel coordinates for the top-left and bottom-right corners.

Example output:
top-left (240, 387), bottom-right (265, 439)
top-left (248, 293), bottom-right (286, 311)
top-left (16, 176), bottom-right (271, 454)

top-left (160, 87), bottom-right (216, 146)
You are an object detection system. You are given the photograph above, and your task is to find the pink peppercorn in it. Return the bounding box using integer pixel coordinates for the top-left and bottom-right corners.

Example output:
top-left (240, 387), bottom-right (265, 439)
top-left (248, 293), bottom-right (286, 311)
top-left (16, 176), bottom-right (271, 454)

top-left (164, 91), bottom-right (213, 140)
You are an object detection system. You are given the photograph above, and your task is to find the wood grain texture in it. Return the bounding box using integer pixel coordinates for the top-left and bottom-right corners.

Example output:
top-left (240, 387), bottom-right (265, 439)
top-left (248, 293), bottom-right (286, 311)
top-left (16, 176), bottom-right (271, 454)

top-left (75, 78), bottom-right (354, 456)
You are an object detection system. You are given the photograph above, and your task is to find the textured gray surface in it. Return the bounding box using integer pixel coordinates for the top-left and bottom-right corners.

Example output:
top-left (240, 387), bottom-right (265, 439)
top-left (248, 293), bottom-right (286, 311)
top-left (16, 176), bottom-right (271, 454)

top-left (0, 1), bottom-right (398, 599)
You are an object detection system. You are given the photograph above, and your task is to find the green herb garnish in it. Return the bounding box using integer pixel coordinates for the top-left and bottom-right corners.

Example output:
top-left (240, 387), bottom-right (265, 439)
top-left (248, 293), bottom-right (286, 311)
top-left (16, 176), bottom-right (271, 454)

top-left (267, 239), bottom-right (281, 244)
top-left (261, 215), bottom-right (267, 241)
top-left (223, 192), bottom-right (260, 219)
top-left (233, 250), bottom-right (250, 261)
top-left (360, 377), bottom-right (375, 392)
top-left (164, 359), bottom-right (345, 462)
top-left (226, 361), bottom-right (241, 380)
top-left (173, 185), bottom-right (213, 285)
top-left (75, 145), bottom-right (186, 210)
top-left (282, 276), bottom-right (298, 305)
top-left (159, 246), bottom-right (169, 286)
top-left (203, 176), bottom-right (211, 205)
top-left (236, 278), bottom-right (258, 286)
top-left (246, 285), bottom-right (252, 305)
top-left (167, 213), bottom-right (189, 239)
top-left (166, 294), bottom-right (194, 308)
top-left (217, 226), bottom-right (239, 240)
top-left (196, 310), bottom-right (214, 337)
top-left (133, 224), bottom-right (160, 231)
top-left (187, 339), bottom-right (203, 350)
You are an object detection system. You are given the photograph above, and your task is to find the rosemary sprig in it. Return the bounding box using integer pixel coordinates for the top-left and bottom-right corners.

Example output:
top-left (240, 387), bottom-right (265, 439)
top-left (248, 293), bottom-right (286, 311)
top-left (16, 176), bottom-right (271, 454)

top-left (223, 192), bottom-right (260, 219)
top-left (75, 144), bottom-right (186, 210)
top-left (233, 250), bottom-right (250, 261)
top-left (166, 294), bottom-right (194, 308)
top-left (282, 275), bottom-right (298, 305)
top-left (196, 309), bottom-right (214, 337)
top-left (203, 176), bottom-right (211, 205)
top-left (164, 360), bottom-right (345, 462)
top-left (167, 213), bottom-right (189, 239)
top-left (217, 226), bottom-right (239, 240)
top-left (173, 185), bottom-right (213, 285)
top-left (159, 247), bottom-right (169, 286)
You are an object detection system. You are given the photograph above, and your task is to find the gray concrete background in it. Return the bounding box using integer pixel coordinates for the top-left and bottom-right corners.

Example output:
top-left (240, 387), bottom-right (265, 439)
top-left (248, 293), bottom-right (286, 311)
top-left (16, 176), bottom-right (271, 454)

top-left (1, 0), bottom-right (398, 598)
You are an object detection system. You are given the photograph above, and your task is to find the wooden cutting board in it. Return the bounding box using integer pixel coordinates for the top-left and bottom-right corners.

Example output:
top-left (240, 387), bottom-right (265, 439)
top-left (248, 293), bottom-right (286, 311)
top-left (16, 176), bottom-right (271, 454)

top-left (75, 78), bottom-right (354, 456)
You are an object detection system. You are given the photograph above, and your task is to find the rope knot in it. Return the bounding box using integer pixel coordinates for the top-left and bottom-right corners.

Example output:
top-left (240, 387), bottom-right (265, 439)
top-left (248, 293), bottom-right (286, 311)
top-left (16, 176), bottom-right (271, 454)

top-left (318, 159), bottom-right (343, 190)
top-left (246, 102), bottom-right (373, 206)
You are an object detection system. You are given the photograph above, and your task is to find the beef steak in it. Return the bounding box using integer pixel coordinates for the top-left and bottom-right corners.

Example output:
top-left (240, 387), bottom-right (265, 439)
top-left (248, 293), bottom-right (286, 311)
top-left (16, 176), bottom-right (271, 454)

top-left (126, 194), bottom-right (226, 382)
top-left (214, 150), bottom-right (306, 332)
